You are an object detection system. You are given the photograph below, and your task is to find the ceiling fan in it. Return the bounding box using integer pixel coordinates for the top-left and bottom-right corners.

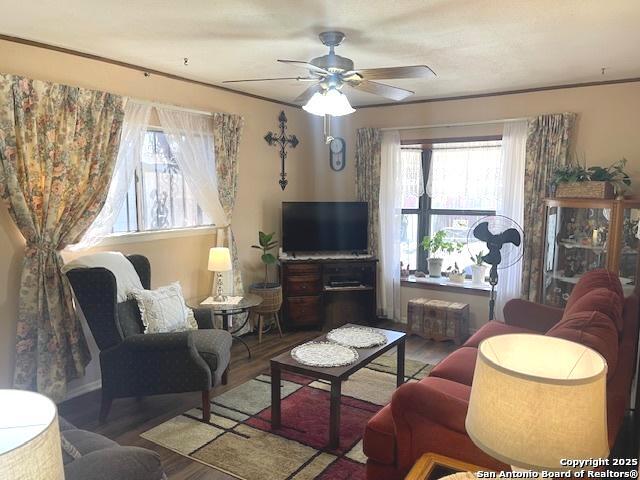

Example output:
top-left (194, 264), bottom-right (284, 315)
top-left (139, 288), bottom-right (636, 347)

top-left (223, 31), bottom-right (436, 115)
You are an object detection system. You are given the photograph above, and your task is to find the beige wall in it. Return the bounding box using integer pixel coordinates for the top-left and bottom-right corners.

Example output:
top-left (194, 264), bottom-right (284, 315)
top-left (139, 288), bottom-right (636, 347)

top-left (0, 39), bottom-right (328, 389)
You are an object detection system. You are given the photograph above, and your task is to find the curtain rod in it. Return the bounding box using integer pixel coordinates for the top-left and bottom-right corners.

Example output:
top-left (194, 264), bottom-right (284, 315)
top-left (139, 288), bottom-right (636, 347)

top-left (129, 99), bottom-right (212, 117)
top-left (379, 117), bottom-right (528, 131)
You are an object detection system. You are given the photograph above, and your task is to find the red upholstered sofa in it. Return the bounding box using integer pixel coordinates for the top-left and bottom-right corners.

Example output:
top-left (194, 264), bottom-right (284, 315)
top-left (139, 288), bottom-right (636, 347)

top-left (363, 270), bottom-right (639, 479)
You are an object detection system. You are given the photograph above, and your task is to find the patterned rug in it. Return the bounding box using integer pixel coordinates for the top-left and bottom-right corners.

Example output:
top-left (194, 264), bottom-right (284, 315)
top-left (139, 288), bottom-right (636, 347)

top-left (141, 353), bottom-right (433, 480)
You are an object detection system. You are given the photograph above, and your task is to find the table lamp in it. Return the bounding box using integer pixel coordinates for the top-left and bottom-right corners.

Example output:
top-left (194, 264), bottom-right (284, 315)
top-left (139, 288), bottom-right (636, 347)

top-left (208, 247), bottom-right (232, 302)
top-left (465, 333), bottom-right (608, 472)
top-left (0, 389), bottom-right (64, 479)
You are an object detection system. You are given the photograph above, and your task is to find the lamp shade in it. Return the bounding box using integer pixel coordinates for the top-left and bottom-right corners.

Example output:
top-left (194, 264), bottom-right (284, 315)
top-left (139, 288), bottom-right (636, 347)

top-left (0, 389), bottom-right (64, 479)
top-left (208, 247), bottom-right (232, 272)
top-left (302, 88), bottom-right (355, 117)
top-left (465, 334), bottom-right (608, 471)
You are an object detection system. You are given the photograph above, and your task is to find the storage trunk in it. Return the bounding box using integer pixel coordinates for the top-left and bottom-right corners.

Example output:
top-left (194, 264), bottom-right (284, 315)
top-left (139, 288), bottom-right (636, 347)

top-left (406, 298), bottom-right (469, 345)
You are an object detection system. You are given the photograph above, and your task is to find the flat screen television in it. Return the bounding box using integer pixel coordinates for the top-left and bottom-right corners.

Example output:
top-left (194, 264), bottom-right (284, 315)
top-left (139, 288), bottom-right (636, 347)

top-left (282, 202), bottom-right (368, 253)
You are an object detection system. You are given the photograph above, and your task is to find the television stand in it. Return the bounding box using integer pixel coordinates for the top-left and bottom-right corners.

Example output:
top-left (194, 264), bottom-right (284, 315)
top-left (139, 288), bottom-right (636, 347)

top-left (280, 256), bottom-right (377, 330)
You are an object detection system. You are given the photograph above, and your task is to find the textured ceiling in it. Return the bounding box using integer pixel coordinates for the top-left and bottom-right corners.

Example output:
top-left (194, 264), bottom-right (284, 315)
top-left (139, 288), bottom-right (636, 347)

top-left (1, 0), bottom-right (639, 106)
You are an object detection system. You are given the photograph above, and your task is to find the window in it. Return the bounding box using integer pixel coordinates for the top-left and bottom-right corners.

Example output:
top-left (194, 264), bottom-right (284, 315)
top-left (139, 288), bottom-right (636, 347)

top-left (400, 139), bottom-right (502, 276)
top-left (112, 130), bottom-right (211, 233)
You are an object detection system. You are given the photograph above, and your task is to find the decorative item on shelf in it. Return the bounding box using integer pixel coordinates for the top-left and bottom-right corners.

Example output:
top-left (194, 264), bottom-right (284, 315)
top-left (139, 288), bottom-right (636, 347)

top-left (0, 389), bottom-right (64, 479)
top-left (248, 231), bottom-right (283, 340)
top-left (623, 217), bottom-right (639, 250)
top-left (421, 230), bottom-right (463, 278)
top-left (469, 216), bottom-right (524, 320)
top-left (552, 157), bottom-right (631, 199)
top-left (208, 247), bottom-right (232, 302)
top-left (326, 326), bottom-right (387, 348)
top-left (329, 136), bottom-right (346, 171)
top-left (400, 261), bottom-right (411, 279)
top-left (469, 251), bottom-right (488, 284)
top-left (447, 262), bottom-right (465, 283)
top-left (290, 341), bottom-right (359, 367)
top-left (466, 334), bottom-right (608, 473)
top-left (264, 111), bottom-right (299, 190)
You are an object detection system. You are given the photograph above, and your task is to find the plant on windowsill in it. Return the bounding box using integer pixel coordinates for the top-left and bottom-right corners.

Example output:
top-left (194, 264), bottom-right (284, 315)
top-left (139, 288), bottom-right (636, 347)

top-left (470, 251), bottom-right (488, 285)
top-left (248, 231), bottom-right (283, 315)
top-left (421, 230), bottom-right (463, 278)
top-left (552, 156), bottom-right (631, 199)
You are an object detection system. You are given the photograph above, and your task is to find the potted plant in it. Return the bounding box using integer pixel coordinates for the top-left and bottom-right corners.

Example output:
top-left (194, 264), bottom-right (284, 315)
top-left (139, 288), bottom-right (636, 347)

top-left (552, 157), bottom-right (631, 199)
top-left (421, 231), bottom-right (463, 278)
top-left (447, 262), bottom-right (465, 284)
top-left (470, 251), bottom-right (488, 285)
top-left (248, 231), bottom-right (283, 313)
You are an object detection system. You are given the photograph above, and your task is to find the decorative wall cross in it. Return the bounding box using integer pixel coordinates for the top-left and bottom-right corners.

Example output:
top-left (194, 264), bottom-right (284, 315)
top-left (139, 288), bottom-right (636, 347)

top-left (264, 110), bottom-right (299, 190)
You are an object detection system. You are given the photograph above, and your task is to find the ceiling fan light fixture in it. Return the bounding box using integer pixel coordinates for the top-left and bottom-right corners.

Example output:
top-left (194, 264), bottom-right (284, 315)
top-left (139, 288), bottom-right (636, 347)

top-left (302, 88), bottom-right (355, 117)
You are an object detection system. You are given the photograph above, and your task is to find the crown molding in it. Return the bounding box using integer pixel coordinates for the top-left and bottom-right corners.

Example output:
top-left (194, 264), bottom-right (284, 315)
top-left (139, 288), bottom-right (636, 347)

top-left (0, 34), bottom-right (299, 108)
top-left (2, 34), bottom-right (639, 110)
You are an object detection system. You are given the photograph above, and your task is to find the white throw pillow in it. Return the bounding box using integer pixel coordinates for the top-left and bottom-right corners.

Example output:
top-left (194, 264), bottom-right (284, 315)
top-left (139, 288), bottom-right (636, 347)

top-left (130, 282), bottom-right (198, 334)
top-left (62, 251), bottom-right (143, 302)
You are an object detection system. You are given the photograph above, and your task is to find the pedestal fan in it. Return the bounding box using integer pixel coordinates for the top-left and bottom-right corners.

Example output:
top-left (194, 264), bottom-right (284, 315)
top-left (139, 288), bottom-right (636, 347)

top-left (467, 216), bottom-right (524, 320)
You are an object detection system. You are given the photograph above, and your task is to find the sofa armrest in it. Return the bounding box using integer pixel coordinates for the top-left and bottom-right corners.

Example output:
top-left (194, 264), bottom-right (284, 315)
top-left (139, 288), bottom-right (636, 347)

top-left (391, 381), bottom-right (468, 434)
top-left (193, 308), bottom-right (214, 329)
top-left (121, 331), bottom-right (195, 352)
top-left (503, 298), bottom-right (564, 333)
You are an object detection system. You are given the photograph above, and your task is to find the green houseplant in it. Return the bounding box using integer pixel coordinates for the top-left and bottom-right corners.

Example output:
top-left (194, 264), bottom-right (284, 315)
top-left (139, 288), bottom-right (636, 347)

top-left (552, 157), bottom-right (631, 198)
top-left (421, 230), bottom-right (463, 278)
top-left (470, 251), bottom-right (487, 285)
top-left (248, 231), bottom-right (283, 319)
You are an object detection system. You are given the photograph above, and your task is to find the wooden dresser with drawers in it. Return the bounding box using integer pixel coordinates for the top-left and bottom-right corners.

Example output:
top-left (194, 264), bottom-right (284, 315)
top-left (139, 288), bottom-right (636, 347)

top-left (280, 257), bottom-right (377, 330)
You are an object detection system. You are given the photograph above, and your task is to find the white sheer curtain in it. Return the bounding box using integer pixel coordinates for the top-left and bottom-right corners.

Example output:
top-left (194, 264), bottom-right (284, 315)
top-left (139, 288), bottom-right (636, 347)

top-left (495, 120), bottom-right (528, 321)
top-left (379, 130), bottom-right (402, 320)
top-left (156, 108), bottom-right (227, 225)
top-left (71, 101), bottom-right (152, 249)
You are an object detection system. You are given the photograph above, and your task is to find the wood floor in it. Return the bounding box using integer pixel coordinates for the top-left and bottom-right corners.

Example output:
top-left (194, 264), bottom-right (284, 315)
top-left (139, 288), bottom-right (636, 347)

top-left (59, 322), bottom-right (454, 480)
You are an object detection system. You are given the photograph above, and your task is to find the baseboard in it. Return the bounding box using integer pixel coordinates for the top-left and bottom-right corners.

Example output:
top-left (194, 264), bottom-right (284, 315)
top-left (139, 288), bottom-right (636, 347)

top-left (65, 379), bottom-right (101, 401)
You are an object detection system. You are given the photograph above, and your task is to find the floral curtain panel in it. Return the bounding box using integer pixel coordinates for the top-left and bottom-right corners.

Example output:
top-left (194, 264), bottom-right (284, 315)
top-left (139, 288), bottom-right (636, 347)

top-left (521, 113), bottom-right (576, 301)
top-left (355, 128), bottom-right (382, 258)
top-left (0, 75), bottom-right (125, 400)
top-left (212, 113), bottom-right (246, 333)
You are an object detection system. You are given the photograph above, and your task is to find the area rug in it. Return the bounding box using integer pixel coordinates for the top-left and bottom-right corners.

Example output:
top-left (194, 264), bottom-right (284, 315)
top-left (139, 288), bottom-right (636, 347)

top-left (141, 353), bottom-right (433, 480)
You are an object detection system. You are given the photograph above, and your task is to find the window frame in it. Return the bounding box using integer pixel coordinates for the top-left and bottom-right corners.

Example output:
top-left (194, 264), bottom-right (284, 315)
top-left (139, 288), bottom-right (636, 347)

top-left (112, 128), bottom-right (214, 235)
top-left (400, 135), bottom-right (502, 275)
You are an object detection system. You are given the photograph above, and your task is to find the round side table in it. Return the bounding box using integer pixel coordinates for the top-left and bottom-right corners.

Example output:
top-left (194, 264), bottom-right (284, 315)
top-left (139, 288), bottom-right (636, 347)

top-left (190, 293), bottom-right (263, 359)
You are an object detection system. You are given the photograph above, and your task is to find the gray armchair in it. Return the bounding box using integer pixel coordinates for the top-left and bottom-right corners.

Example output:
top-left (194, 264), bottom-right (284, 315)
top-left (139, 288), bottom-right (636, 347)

top-left (66, 254), bottom-right (231, 423)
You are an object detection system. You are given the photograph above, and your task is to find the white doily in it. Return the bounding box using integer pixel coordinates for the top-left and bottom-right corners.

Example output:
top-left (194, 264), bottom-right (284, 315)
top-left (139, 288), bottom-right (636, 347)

top-left (290, 341), bottom-right (359, 367)
top-left (326, 326), bottom-right (388, 349)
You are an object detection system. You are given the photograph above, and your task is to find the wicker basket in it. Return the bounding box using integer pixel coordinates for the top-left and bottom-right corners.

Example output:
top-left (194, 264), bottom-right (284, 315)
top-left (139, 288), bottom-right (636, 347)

top-left (249, 283), bottom-right (282, 314)
top-left (555, 181), bottom-right (614, 199)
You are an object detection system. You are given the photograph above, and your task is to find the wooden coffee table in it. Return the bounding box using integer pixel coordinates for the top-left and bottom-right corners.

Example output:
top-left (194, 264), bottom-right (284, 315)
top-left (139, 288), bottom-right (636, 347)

top-left (270, 324), bottom-right (406, 449)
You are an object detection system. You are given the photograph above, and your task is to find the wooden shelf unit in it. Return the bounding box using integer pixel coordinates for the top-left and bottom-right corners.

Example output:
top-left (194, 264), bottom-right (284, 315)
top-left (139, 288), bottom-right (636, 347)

top-left (541, 197), bottom-right (640, 306)
top-left (280, 257), bottom-right (377, 330)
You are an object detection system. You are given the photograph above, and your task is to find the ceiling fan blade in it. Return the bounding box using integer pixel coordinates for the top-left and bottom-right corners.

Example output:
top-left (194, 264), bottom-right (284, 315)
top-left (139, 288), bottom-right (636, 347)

top-left (349, 80), bottom-right (414, 101)
top-left (277, 59), bottom-right (330, 75)
top-left (222, 76), bottom-right (317, 83)
top-left (294, 83), bottom-right (323, 103)
top-left (349, 65), bottom-right (436, 80)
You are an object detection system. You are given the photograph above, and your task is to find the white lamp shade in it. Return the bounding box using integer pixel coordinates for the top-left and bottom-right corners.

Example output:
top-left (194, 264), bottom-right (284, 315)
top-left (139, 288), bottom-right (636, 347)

top-left (465, 334), bottom-right (608, 471)
top-left (208, 247), bottom-right (232, 272)
top-left (302, 88), bottom-right (355, 117)
top-left (0, 389), bottom-right (64, 479)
